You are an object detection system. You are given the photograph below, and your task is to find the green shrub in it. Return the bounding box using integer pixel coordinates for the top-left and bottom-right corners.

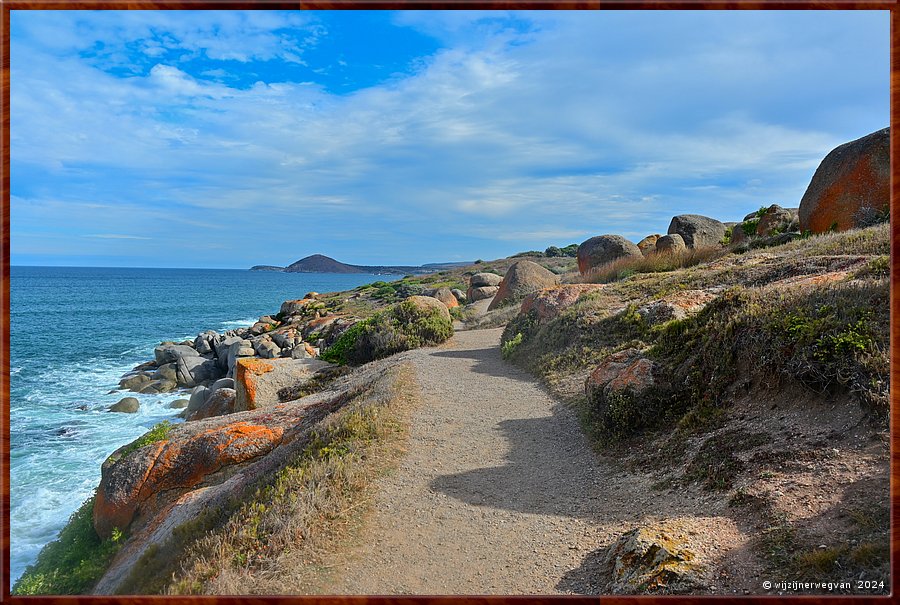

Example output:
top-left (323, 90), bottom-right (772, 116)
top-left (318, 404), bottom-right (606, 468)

top-left (721, 225), bottom-right (733, 246)
top-left (13, 496), bottom-right (125, 595)
top-left (321, 300), bottom-right (453, 366)
top-left (741, 219), bottom-right (760, 236)
top-left (501, 333), bottom-right (524, 359)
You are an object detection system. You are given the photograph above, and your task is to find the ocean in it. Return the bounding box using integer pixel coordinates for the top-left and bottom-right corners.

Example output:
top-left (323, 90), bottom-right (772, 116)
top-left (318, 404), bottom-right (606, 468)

top-left (9, 266), bottom-right (382, 584)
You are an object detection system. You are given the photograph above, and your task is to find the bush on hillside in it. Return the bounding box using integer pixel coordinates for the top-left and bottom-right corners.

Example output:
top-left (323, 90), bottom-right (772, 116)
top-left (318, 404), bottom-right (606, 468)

top-left (322, 300), bottom-right (453, 365)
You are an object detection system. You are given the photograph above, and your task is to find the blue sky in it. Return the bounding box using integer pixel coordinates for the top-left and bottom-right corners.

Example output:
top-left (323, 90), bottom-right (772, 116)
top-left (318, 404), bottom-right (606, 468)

top-left (10, 10), bottom-right (889, 268)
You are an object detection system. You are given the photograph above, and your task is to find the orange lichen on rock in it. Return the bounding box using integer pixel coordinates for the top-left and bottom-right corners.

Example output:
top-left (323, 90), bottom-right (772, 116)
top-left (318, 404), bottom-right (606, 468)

top-left (94, 422), bottom-right (283, 539)
top-left (799, 128), bottom-right (889, 234)
top-left (521, 284), bottom-right (604, 322)
top-left (235, 358), bottom-right (275, 411)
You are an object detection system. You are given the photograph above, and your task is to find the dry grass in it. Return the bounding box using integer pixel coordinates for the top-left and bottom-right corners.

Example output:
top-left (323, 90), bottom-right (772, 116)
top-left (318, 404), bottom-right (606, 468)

top-left (120, 362), bottom-right (419, 595)
top-left (576, 246), bottom-right (729, 284)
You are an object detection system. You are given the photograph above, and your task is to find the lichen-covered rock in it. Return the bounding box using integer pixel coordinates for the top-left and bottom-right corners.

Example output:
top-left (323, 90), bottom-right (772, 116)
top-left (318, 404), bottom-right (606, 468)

top-left (637, 290), bottom-right (716, 326)
top-left (93, 421), bottom-right (285, 539)
top-left (637, 234), bottom-right (661, 256)
top-left (520, 284), bottom-right (605, 322)
top-left (585, 348), bottom-right (658, 411)
top-left (655, 233), bottom-right (686, 254)
top-left (234, 357), bottom-right (334, 411)
top-left (576, 235), bottom-right (642, 275)
top-left (667, 214), bottom-right (726, 249)
top-left (488, 261), bottom-right (560, 310)
top-left (799, 127), bottom-right (889, 233)
top-left (603, 524), bottom-right (704, 593)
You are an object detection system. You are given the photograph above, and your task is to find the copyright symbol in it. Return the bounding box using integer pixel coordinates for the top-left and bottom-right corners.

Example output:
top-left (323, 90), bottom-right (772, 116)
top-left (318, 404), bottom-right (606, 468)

top-left (763, 581), bottom-right (771, 590)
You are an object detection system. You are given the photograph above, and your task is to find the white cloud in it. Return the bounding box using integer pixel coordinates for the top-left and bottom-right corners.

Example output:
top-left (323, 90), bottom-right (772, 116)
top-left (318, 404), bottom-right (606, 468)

top-left (10, 10), bottom-right (889, 265)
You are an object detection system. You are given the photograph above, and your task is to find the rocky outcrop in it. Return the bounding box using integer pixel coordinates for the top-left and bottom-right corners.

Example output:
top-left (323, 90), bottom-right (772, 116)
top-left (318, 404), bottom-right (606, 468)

top-left (488, 261), bottom-right (560, 310)
top-left (234, 357), bottom-right (334, 411)
top-left (520, 284), bottom-right (605, 323)
top-left (576, 235), bottom-right (642, 275)
top-left (655, 234), bottom-right (686, 254)
top-left (637, 234), bottom-right (661, 256)
top-left (667, 215), bottom-right (726, 249)
top-left (94, 419), bottom-right (286, 539)
top-left (799, 127), bottom-right (889, 233)
top-left (153, 344), bottom-right (199, 366)
top-left (755, 204), bottom-right (798, 237)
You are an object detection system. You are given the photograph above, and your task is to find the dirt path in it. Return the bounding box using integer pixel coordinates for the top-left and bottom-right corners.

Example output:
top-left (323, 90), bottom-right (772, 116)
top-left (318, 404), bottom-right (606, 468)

top-left (325, 328), bottom-right (720, 595)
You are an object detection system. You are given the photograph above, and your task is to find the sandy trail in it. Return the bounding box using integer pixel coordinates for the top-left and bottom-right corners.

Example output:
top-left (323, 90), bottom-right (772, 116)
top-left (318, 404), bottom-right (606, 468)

top-left (325, 328), bottom-right (709, 595)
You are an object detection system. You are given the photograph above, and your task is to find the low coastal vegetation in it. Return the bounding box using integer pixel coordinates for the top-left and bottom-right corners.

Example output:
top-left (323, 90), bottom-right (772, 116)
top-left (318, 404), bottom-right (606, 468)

top-left (321, 297), bottom-right (453, 365)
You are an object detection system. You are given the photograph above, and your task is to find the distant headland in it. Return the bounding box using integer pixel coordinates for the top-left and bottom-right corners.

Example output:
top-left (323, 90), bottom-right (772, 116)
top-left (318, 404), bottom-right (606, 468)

top-left (250, 253), bottom-right (472, 275)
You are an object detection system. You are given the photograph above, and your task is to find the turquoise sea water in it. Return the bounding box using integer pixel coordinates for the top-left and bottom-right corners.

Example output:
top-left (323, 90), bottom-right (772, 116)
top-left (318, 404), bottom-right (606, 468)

top-left (9, 266), bottom-right (381, 583)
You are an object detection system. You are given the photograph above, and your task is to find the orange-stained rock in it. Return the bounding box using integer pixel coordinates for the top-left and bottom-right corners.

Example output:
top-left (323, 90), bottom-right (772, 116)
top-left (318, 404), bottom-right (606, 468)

top-left (488, 261), bottom-right (560, 310)
top-left (94, 422), bottom-right (283, 539)
top-left (799, 128), bottom-right (889, 233)
top-left (764, 270), bottom-right (852, 290)
top-left (585, 349), bottom-right (643, 395)
top-left (521, 284), bottom-right (605, 322)
top-left (235, 357), bottom-right (333, 411)
top-left (637, 234), bottom-right (662, 256)
top-left (606, 358), bottom-right (656, 393)
top-left (429, 287), bottom-right (459, 309)
top-left (585, 349), bottom-right (658, 409)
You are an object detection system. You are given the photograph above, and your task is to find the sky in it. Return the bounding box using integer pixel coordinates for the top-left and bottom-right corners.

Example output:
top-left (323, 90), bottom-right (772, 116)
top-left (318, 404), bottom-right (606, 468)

top-left (9, 10), bottom-right (889, 269)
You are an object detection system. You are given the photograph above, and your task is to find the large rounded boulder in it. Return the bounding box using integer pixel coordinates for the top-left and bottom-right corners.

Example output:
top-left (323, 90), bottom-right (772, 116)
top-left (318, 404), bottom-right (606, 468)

top-left (636, 234), bottom-right (661, 256)
top-left (576, 235), bottom-right (642, 275)
top-left (428, 287), bottom-right (459, 309)
top-left (488, 261), bottom-right (560, 310)
top-left (667, 215), bottom-right (726, 249)
top-left (799, 127), bottom-right (889, 233)
top-left (655, 233), bottom-right (686, 254)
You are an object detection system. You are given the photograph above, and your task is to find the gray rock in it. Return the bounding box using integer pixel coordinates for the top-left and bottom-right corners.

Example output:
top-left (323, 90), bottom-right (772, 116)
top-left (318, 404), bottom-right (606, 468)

top-left (152, 363), bottom-right (177, 382)
top-left (655, 233), bottom-right (686, 254)
top-left (488, 261), bottom-right (560, 310)
top-left (730, 223), bottom-right (750, 245)
top-left (119, 373), bottom-right (151, 391)
top-left (175, 356), bottom-right (219, 388)
top-left (109, 397), bottom-right (140, 413)
top-left (234, 357), bottom-right (334, 410)
top-left (289, 345), bottom-right (312, 359)
top-left (153, 344), bottom-right (199, 366)
top-left (186, 388), bottom-right (237, 421)
top-left (184, 385), bottom-right (210, 417)
top-left (254, 338), bottom-right (282, 359)
top-left (576, 235), bottom-right (642, 275)
top-left (214, 336), bottom-right (243, 370)
top-left (467, 285), bottom-right (499, 302)
top-left (667, 214), bottom-right (726, 248)
top-left (193, 333), bottom-right (214, 356)
top-left (139, 379), bottom-right (177, 394)
top-left (451, 288), bottom-right (467, 304)
top-left (168, 399), bottom-right (189, 409)
top-left (470, 272), bottom-right (503, 288)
